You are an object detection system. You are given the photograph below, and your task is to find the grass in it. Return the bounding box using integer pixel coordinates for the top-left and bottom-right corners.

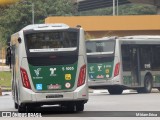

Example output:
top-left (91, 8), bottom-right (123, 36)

top-left (0, 71), bottom-right (11, 87)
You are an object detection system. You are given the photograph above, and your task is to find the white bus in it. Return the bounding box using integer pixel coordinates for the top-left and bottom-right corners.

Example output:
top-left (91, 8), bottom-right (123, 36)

top-left (86, 36), bottom-right (160, 95)
top-left (6, 24), bottom-right (88, 112)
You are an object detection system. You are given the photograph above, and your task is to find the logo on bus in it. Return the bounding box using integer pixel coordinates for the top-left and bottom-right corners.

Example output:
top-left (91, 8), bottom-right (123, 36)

top-left (106, 69), bottom-right (110, 74)
top-left (98, 65), bottom-right (102, 71)
top-left (96, 75), bottom-right (104, 79)
top-left (90, 66), bottom-right (94, 72)
top-left (34, 68), bottom-right (41, 77)
top-left (65, 82), bottom-right (71, 88)
top-left (65, 74), bottom-right (71, 80)
top-left (50, 68), bottom-right (57, 76)
top-left (36, 84), bottom-right (42, 90)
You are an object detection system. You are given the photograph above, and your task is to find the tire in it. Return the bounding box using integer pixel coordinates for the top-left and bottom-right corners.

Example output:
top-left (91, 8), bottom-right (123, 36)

top-left (18, 104), bottom-right (26, 113)
top-left (26, 105), bottom-right (35, 113)
top-left (143, 75), bottom-right (152, 93)
top-left (137, 75), bottom-right (152, 93)
top-left (108, 88), bottom-right (123, 95)
top-left (137, 88), bottom-right (143, 93)
top-left (66, 104), bottom-right (75, 112)
top-left (76, 103), bottom-right (84, 112)
top-left (14, 102), bottom-right (18, 109)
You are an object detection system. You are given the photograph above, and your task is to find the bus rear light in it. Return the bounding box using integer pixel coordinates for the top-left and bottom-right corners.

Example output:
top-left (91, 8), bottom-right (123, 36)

top-left (77, 65), bottom-right (86, 87)
top-left (20, 67), bottom-right (31, 89)
top-left (114, 62), bottom-right (120, 77)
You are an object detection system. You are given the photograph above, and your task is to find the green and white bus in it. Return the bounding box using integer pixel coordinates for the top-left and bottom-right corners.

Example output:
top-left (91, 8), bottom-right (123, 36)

top-left (7, 24), bottom-right (88, 112)
top-left (86, 36), bottom-right (160, 94)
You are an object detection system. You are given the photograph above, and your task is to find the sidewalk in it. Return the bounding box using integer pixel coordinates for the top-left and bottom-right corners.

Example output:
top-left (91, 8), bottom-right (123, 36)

top-left (0, 66), bottom-right (10, 71)
top-left (89, 89), bottom-right (159, 94)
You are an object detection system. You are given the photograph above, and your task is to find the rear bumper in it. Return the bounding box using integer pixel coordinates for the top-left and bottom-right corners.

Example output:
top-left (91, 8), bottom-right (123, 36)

top-left (88, 77), bottom-right (122, 89)
top-left (19, 84), bottom-right (88, 105)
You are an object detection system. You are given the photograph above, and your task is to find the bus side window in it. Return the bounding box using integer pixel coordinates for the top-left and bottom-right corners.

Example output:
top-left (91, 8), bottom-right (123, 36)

top-left (121, 45), bottom-right (131, 71)
top-left (140, 45), bottom-right (151, 70)
top-left (152, 45), bottom-right (160, 70)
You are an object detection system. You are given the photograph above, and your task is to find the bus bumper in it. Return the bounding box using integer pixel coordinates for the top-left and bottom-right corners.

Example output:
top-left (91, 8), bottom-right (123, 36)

top-left (19, 85), bottom-right (88, 105)
top-left (88, 77), bottom-right (122, 89)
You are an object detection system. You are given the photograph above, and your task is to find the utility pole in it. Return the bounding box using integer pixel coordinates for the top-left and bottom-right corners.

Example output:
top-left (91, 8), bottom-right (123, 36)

top-left (117, 0), bottom-right (119, 15)
top-left (32, 3), bottom-right (35, 24)
top-left (113, 0), bottom-right (115, 16)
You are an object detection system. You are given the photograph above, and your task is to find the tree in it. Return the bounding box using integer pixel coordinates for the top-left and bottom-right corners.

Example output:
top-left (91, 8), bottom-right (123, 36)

top-left (0, 0), bottom-right (76, 45)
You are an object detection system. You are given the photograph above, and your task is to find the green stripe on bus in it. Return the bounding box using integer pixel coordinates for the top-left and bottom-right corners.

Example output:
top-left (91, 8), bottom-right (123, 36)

top-left (29, 63), bottom-right (78, 91)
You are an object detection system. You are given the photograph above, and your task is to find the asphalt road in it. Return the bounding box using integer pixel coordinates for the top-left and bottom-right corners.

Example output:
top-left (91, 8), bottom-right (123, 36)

top-left (0, 90), bottom-right (160, 119)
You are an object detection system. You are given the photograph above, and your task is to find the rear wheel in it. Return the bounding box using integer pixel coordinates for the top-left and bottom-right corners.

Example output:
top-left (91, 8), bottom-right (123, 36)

top-left (66, 104), bottom-right (75, 112)
top-left (14, 102), bottom-right (18, 109)
top-left (18, 104), bottom-right (26, 113)
top-left (108, 88), bottom-right (123, 95)
top-left (76, 103), bottom-right (84, 112)
top-left (137, 75), bottom-right (152, 93)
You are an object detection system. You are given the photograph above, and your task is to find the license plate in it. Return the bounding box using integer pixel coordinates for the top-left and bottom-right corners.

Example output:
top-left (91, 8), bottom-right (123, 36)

top-left (46, 94), bottom-right (63, 98)
top-left (47, 84), bottom-right (61, 90)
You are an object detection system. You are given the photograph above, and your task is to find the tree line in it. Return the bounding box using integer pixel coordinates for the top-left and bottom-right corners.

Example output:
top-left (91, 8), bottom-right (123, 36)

top-left (0, 0), bottom-right (157, 46)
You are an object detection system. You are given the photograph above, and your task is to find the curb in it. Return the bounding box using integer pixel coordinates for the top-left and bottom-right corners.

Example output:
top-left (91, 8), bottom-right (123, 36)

top-left (89, 89), bottom-right (159, 94)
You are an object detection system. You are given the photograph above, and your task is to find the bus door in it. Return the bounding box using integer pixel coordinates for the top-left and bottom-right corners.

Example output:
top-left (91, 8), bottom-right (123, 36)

top-left (130, 46), bottom-right (141, 86)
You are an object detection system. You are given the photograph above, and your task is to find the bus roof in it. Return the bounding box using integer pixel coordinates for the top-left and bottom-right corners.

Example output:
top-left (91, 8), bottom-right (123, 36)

top-left (119, 35), bottom-right (160, 39)
top-left (22, 23), bottom-right (70, 31)
top-left (119, 35), bottom-right (160, 44)
top-left (86, 36), bottom-right (117, 41)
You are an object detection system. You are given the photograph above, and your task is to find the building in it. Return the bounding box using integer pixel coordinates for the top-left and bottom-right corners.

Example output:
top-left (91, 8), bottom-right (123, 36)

top-left (45, 15), bottom-right (160, 39)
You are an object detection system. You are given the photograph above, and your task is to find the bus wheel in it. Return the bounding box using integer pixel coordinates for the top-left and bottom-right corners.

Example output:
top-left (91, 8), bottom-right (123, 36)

top-left (14, 102), bottom-right (18, 109)
top-left (76, 103), bottom-right (84, 112)
top-left (18, 104), bottom-right (26, 113)
top-left (26, 105), bottom-right (35, 113)
top-left (142, 75), bottom-right (153, 93)
top-left (66, 104), bottom-right (75, 112)
top-left (108, 88), bottom-right (123, 95)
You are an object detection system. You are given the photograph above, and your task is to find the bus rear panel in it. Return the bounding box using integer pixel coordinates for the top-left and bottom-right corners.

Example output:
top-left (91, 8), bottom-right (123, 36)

top-left (11, 24), bottom-right (88, 112)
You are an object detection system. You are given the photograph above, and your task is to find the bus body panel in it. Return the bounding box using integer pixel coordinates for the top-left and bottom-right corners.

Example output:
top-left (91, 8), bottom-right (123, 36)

top-left (10, 24), bottom-right (88, 109)
top-left (86, 38), bottom-right (123, 89)
top-left (86, 36), bottom-right (160, 94)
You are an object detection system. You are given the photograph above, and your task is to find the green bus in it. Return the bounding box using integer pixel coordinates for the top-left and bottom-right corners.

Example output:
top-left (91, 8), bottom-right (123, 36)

top-left (86, 36), bottom-right (160, 94)
top-left (6, 24), bottom-right (88, 112)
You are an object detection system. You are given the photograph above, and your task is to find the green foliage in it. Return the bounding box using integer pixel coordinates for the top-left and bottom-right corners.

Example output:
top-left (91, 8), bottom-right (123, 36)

top-left (0, 72), bottom-right (11, 87)
top-left (0, 0), bottom-right (76, 46)
top-left (0, 2), bottom-right (157, 46)
top-left (79, 3), bottom-right (156, 16)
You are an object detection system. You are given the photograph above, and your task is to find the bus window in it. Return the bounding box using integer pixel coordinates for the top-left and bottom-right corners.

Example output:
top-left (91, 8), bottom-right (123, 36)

top-left (152, 45), bottom-right (160, 70)
top-left (86, 40), bottom-right (115, 54)
top-left (25, 31), bottom-right (78, 52)
top-left (121, 45), bottom-right (131, 71)
top-left (140, 45), bottom-right (151, 70)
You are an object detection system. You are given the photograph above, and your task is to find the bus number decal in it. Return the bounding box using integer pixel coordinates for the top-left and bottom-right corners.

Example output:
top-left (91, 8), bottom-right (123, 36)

top-left (62, 67), bottom-right (74, 71)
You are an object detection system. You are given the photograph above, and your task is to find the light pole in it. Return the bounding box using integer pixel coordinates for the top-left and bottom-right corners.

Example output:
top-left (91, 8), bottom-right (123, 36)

top-left (117, 0), bottom-right (119, 15)
top-left (113, 0), bottom-right (115, 16)
top-left (32, 3), bottom-right (34, 24)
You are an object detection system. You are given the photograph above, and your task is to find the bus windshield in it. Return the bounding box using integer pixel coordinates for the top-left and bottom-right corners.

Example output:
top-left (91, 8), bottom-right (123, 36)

top-left (86, 40), bottom-right (115, 55)
top-left (25, 30), bottom-right (78, 52)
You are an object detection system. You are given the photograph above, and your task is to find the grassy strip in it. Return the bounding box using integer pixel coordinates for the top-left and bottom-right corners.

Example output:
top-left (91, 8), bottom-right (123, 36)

top-left (0, 71), bottom-right (11, 87)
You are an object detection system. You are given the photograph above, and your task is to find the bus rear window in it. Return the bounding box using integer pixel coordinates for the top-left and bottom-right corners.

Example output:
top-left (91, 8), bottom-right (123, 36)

top-left (86, 40), bottom-right (115, 54)
top-left (25, 31), bottom-right (78, 52)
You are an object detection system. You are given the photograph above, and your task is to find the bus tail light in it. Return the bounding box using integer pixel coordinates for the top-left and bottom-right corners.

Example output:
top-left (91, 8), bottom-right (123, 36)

top-left (114, 62), bottom-right (120, 77)
top-left (20, 67), bottom-right (31, 89)
top-left (77, 65), bottom-right (86, 87)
